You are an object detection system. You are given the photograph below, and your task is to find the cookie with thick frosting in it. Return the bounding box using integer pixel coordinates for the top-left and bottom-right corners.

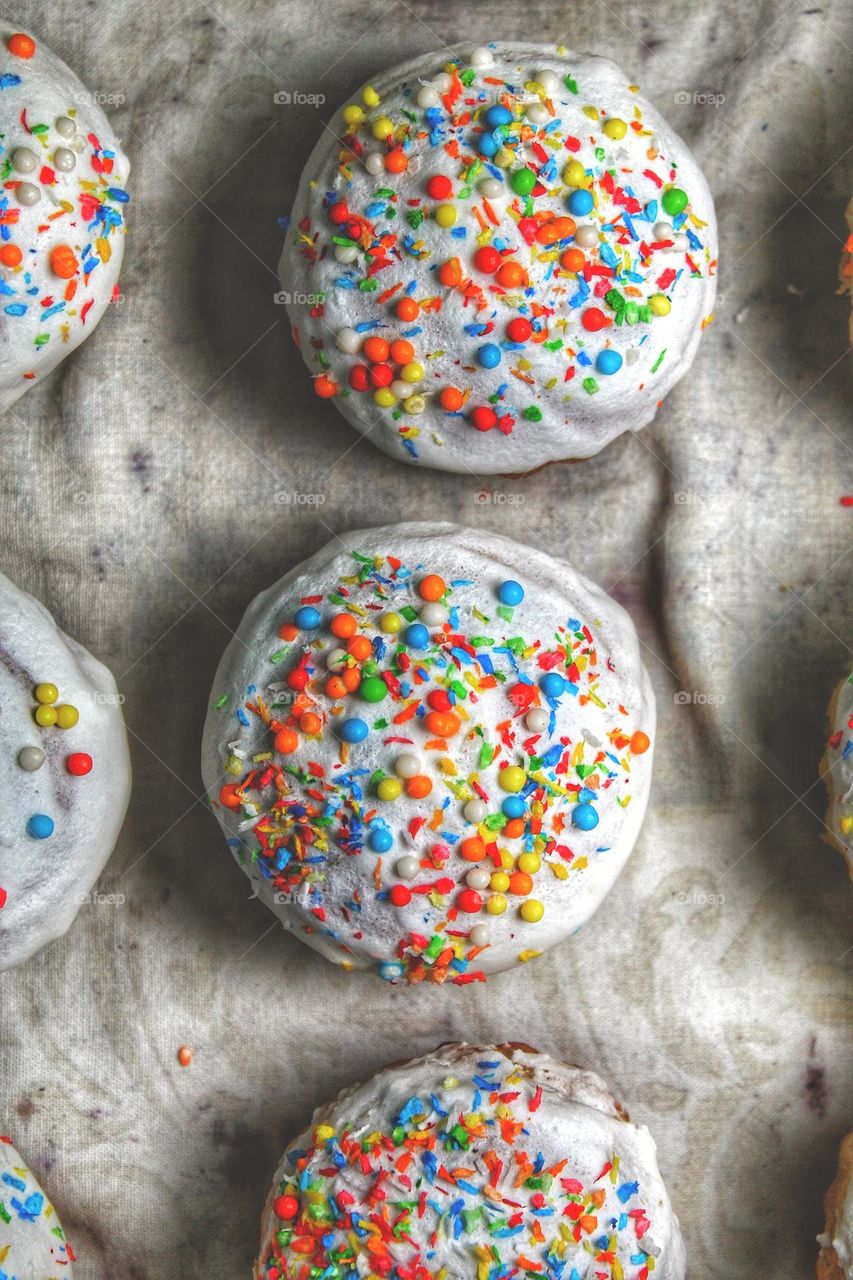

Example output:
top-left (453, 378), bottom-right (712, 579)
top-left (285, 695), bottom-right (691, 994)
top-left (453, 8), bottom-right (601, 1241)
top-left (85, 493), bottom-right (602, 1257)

top-left (280, 42), bottom-right (716, 473)
top-left (0, 1135), bottom-right (75, 1276)
top-left (821, 672), bottom-right (853, 876)
top-left (0, 26), bottom-right (130, 413)
top-left (201, 523), bottom-right (654, 984)
top-left (818, 1132), bottom-right (853, 1279)
top-left (0, 570), bottom-right (131, 970)
top-left (255, 1043), bottom-right (686, 1279)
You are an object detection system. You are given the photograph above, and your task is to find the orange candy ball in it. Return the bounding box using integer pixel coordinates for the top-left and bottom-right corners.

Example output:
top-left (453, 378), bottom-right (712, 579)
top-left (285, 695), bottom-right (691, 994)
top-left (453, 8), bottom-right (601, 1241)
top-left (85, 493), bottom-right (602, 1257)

top-left (460, 836), bottom-right (486, 862)
top-left (438, 257), bottom-right (462, 287)
top-left (50, 245), bottom-right (78, 280)
top-left (0, 244), bottom-right (23, 268)
top-left (424, 710), bottom-right (460, 737)
top-left (509, 870), bottom-right (533, 896)
top-left (630, 731), bottom-right (651, 755)
top-left (396, 296), bottom-right (419, 322)
top-left (300, 711), bottom-right (322, 734)
top-left (535, 216), bottom-right (576, 246)
top-left (279, 623), bottom-right (299, 642)
top-left (330, 613), bottom-right (357, 639)
top-left (274, 728), bottom-right (299, 754)
top-left (503, 818), bottom-right (525, 839)
top-left (364, 336), bottom-right (390, 363)
top-left (347, 635), bottom-right (373, 662)
top-left (440, 387), bottom-right (464, 412)
top-left (341, 667), bottom-right (361, 693)
top-left (406, 775), bottom-right (433, 799)
top-left (561, 247), bottom-right (586, 273)
top-left (495, 260), bottom-right (525, 288)
top-left (314, 374), bottom-right (338, 398)
top-left (325, 675), bottom-right (347, 699)
top-left (389, 339), bottom-right (414, 366)
top-left (219, 783), bottom-right (243, 809)
top-left (418, 574), bottom-right (446, 601)
top-left (385, 148), bottom-right (408, 173)
top-left (8, 33), bottom-right (35, 59)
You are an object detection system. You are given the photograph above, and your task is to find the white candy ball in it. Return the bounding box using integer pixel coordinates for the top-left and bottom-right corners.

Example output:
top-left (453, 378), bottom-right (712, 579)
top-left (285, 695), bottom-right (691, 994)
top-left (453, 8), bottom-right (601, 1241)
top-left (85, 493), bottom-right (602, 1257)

top-left (326, 647), bottom-right (348, 671)
top-left (406, 395), bottom-right (426, 414)
top-left (53, 147), bottom-right (76, 172)
top-left (479, 177), bottom-right (504, 199)
top-left (396, 855), bottom-right (420, 880)
top-left (526, 103), bottom-right (549, 126)
top-left (432, 73), bottom-right (452, 93)
top-left (335, 245), bottom-right (358, 264)
top-left (464, 798), bottom-right (487, 824)
top-left (417, 86), bottom-right (441, 109)
top-left (575, 224), bottom-right (599, 248)
top-left (394, 752), bottom-right (422, 779)
top-left (365, 152), bottom-right (385, 175)
top-left (536, 70), bottom-right (561, 95)
top-left (336, 327), bottom-right (361, 354)
top-left (471, 47), bottom-right (494, 69)
top-left (420, 602), bottom-right (448, 626)
top-left (671, 233), bottom-right (690, 252)
top-left (55, 115), bottom-right (76, 138)
top-left (16, 182), bottom-right (40, 207)
top-left (525, 707), bottom-right (549, 732)
top-left (469, 923), bottom-right (491, 947)
top-left (466, 867), bottom-right (491, 890)
top-left (653, 221), bottom-right (673, 241)
top-left (391, 380), bottom-right (414, 399)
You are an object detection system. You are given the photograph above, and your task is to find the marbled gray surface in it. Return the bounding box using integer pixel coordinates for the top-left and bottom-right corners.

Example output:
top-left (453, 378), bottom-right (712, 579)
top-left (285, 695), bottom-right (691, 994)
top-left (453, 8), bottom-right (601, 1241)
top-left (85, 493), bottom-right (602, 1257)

top-left (0, 0), bottom-right (851, 1276)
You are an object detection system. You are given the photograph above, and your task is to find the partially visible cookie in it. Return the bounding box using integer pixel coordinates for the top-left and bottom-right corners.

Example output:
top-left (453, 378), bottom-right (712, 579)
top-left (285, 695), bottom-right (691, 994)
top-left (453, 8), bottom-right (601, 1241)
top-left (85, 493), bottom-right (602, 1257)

top-left (0, 1135), bottom-right (75, 1276)
top-left (818, 1132), bottom-right (853, 1279)
top-left (839, 201), bottom-right (853, 343)
top-left (821, 672), bottom-right (853, 877)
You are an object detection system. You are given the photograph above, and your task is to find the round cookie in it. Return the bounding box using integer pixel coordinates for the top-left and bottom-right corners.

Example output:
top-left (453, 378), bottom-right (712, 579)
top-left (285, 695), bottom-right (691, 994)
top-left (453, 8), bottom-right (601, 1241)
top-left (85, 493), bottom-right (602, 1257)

top-left (0, 26), bottom-right (130, 413)
top-left (280, 42), bottom-right (716, 473)
top-left (818, 1132), bottom-right (853, 1279)
top-left (255, 1042), bottom-right (686, 1279)
top-left (821, 671), bottom-right (853, 877)
top-left (0, 570), bottom-right (131, 971)
top-left (201, 523), bottom-right (654, 983)
top-left (0, 1135), bottom-right (75, 1276)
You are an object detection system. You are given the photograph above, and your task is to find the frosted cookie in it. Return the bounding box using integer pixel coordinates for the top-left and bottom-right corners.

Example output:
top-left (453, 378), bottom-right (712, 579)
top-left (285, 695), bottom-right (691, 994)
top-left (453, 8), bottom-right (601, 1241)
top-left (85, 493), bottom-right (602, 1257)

top-left (818, 1132), bottom-right (853, 1279)
top-left (279, 42), bottom-right (716, 473)
top-left (255, 1043), bottom-right (686, 1279)
top-left (821, 672), bottom-right (853, 877)
top-left (0, 1135), bottom-right (75, 1275)
top-left (0, 27), bottom-right (130, 413)
top-left (0, 570), bottom-right (131, 970)
top-left (202, 523), bottom-right (654, 984)
top-left (840, 201), bottom-right (853, 343)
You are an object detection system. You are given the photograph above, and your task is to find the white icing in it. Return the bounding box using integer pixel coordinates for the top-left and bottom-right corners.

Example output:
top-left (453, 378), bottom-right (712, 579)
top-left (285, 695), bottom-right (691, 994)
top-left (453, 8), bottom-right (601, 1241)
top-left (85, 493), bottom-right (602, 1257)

top-left (0, 571), bottom-right (131, 970)
top-left (256, 1044), bottom-right (686, 1279)
top-left (0, 1137), bottom-right (74, 1276)
top-left (201, 523), bottom-right (654, 981)
top-left (0, 25), bottom-right (130, 413)
top-left (280, 42), bottom-right (716, 473)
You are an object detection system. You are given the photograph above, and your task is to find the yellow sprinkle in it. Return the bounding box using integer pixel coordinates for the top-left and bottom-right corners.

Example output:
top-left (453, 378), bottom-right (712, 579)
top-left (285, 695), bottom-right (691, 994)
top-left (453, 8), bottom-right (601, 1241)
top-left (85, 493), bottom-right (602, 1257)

top-left (315, 1124), bottom-right (335, 1141)
top-left (582, 104), bottom-right (599, 121)
top-left (549, 861), bottom-right (569, 880)
top-left (518, 949), bottom-right (542, 962)
top-left (438, 757), bottom-right (458, 776)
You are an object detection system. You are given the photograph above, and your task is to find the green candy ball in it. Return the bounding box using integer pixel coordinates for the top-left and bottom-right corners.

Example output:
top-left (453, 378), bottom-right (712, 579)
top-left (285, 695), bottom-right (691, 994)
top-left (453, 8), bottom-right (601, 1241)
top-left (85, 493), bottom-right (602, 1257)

top-left (661, 186), bottom-right (688, 216)
top-left (510, 167), bottom-right (536, 197)
top-left (360, 675), bottom-right (388, 703)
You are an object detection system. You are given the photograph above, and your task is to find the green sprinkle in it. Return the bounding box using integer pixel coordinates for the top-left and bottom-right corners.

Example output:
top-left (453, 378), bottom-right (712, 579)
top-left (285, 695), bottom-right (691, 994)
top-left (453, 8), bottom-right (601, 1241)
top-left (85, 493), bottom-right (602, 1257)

top-left (523, 405), bottom-right (543, 421)
top-left (213, 693), bottom-right (229, 709)
top-left (583, 376), bottom-right (599, 395)
top-left (651, 347), bottom-right (667, 372)
top-left (564, 74), bottom-right (578, 93)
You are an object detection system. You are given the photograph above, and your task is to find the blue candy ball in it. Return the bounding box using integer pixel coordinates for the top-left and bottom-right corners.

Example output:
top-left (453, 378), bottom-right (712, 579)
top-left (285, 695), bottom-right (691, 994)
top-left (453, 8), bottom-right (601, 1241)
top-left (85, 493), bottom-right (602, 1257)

top-left (539, 672), bottom-right (565, 699)
top-left (477, 343), bottom-right (502, 369)
top-left (596, 349), bottom-right (623, 375)
top-left (498, 579), bottom-right (525, 606)
top-left (404, 623), bottom-right (429, 649)
top-left (369, 827), bottom-right (393, 853)
top-left (567, 188), bottom-right (594, 216)
top-left (379, 960), bottom-right (404, 981)
top-left (338, 717), bottom-right (369, 743)
top-left (294, 605), bottom-right (321, 629)
top-left (27, 813), bottom-right (54, 839)
top-left (484, 104), bottom-right (512, 128)
top-left (478, 133), bottom-right (498, 157)
top-left (501, 795), bottom-right (526, 819)
top-left (572, 802), bottom-right (599, 831)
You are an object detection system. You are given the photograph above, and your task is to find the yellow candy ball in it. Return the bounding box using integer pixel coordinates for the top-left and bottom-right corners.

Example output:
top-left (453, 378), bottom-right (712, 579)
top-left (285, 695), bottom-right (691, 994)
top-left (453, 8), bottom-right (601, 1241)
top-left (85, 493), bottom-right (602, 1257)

top-left (499, 848), bottom-right (514, 870)
top-left (494, 147), bottom-right (513, 169)
top-left (380, 612), bottom-right (402, 634)
top-left (35, 682), bottom-right (59, 705)
top-left (562, 159), bottom-right (586, 188)
top-left (372, 116), bottom-right (394, 141)
top-left (362, 85), bottom-right (380, 108)
top-left (342, 104), bottom-right (365, 127)
top-left (517, 852), bottom-right (541, 875)
top-left (486, 893), bottom-right (507, 915)
top-left (490, 871), bottom-right (510, 893)
top-left (405, 395), bottom-right (426, 414)
top-left (373, 388), bottom-right (397, 408)
top-left (498, 765), bottom-right (526, 793)
top-left (377, 777), bottom-right (402, 802)
top-left (650, 293), bottom-right (672, 317)
top-left (603, 117), bottom-right (627, 140)
top-left (434, 203), bottom-right (457, 228)
top-left (520, 898), bottom-right (544, 923)
top-left (34, 705), bottom-right (57, 727)
top-left (55, 704), bottom-right (79, 729)
top-left (401, 362), bottom-right (424, 384)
